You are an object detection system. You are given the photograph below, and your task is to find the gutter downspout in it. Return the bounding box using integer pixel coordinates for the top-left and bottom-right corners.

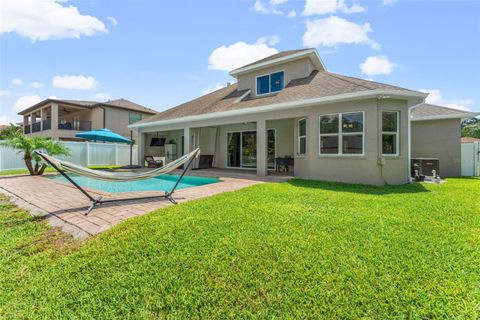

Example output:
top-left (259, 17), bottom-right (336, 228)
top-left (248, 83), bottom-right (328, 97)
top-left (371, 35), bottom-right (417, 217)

top-left (98, 105), bottom-right (106, 128)
top-left (407, 101), bottom-right (426, 183)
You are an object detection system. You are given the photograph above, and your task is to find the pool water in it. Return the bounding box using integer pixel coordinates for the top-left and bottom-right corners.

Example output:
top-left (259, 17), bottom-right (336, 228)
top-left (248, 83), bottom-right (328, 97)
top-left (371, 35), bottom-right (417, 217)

top-left (48, 173), bottom-right (220, 193)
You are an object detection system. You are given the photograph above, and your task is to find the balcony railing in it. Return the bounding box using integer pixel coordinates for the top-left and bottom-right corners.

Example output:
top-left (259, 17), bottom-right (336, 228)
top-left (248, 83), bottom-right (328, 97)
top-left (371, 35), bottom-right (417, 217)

top-left (32, 122), bottom-right (41, 133)
top-left (24, 126), bottom-right (31, 134)
top-left (58, 120), bottom-right (92, 131)
top-left (42, 119), bottom-right (51, 130)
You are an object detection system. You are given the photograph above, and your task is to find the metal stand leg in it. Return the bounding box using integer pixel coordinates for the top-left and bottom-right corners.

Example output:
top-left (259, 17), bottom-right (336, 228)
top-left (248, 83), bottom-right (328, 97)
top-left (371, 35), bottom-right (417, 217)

top-left (85, 196), bottom-right (103, 215)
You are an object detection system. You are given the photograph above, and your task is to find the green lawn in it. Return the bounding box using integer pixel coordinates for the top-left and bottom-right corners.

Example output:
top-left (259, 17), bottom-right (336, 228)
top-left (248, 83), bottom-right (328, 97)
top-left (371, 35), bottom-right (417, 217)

top-left (1, 178), bottom-right (479, 318)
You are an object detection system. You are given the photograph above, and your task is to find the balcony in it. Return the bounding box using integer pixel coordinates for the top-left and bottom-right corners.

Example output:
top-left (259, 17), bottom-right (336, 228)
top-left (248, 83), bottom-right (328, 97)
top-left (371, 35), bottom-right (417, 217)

top-left (42, 119), bottom-right (51, 130)
top-left (58, 120), bottom-right (92, 131)
top-left (32, 122), bottom-right (41, 133)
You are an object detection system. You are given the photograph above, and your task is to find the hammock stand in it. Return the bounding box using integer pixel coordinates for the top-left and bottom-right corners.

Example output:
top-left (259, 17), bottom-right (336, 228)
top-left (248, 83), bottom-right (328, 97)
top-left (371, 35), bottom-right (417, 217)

top-left (35, 149), bottom-right (200, 215)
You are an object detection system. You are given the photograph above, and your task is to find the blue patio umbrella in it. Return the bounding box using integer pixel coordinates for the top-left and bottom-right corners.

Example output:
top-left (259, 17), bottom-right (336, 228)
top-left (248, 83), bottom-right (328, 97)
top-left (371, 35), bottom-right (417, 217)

top-left (76, 129), bottom-right (138, 167)
top-left (75, 128), bottom-right (132, 144)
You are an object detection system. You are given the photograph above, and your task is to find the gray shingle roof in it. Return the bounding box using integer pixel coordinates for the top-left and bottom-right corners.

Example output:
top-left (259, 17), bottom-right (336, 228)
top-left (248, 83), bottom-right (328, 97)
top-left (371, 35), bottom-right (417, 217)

top-left (137, 70), bottom-right (423, 125)
top-left (411, 103), bottom-right (477, 119)
top-left (236, 49), bottom-right (313, 69)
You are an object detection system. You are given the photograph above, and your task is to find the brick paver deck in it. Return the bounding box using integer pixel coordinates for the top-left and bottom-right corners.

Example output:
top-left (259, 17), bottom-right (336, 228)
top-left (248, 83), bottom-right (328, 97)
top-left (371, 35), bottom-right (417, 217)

top-left (0, 170), bottom-right (290, 238)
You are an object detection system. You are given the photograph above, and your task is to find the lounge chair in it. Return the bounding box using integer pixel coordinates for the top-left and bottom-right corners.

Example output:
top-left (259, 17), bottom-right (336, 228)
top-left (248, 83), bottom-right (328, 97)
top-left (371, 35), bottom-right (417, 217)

top-left (145, 155), bottom-right (163, 168)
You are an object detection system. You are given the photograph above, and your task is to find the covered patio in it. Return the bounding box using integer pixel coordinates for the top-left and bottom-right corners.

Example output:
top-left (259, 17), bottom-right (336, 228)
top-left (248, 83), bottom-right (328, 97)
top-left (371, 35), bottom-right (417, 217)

top-left (137, 117), bottom-right (298, 177)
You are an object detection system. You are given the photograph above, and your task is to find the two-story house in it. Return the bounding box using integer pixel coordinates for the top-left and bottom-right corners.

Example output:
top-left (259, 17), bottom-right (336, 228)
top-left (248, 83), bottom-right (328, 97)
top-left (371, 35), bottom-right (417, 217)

top-left (19, 98), bottom-right (157, 142)
top-left (129, 49), bottom-right (478, 185)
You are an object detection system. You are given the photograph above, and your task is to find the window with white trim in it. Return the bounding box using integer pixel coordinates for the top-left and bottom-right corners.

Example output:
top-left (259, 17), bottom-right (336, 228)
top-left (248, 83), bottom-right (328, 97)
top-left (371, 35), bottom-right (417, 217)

top-left (256, 71), bottom-right (284, 95)
top-left (297, 118), bottom-right (306, 156)
top-left (382, 111), bottom-right (399, 155)
top-left (319, 112), bottom-right (364, 155)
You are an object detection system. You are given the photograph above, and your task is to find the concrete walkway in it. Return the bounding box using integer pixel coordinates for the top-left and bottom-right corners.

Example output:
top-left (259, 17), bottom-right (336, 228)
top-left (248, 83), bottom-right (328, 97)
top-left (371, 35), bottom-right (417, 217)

top-left (0, 170), bottom-right (290, 238)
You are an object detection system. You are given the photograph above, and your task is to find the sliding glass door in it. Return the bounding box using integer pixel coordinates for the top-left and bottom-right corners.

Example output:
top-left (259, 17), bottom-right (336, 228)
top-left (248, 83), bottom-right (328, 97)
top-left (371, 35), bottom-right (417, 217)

top-left (227, 129), bottom-right (276, 170)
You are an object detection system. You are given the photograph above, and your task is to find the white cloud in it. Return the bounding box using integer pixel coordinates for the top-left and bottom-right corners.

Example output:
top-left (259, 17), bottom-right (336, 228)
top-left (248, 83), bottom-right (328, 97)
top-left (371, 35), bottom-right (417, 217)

top-left (12, 78), bottom-right (24, 85)
top-left (303, 0), bottom-right (365, 16)
top-left (419, 89), bottom-right (474, 111)
top-left (303, 16), bottom-right (380, 50)
top-left (0, 115), bottom-right (21, 125)
top-left (107, 17), bottom-right (118, 26)
top-left (286, 10), bottom-right (297, 18)
top-left (382, 0), bottom-right (398, 6)
top-left (31, 81), bottom-right (44, 89)
top-left (201, 83), bottom-right (226, 95)
top-left (0, 0), bottom-right (107, 41)
top-left (13, 95), bottom-right (43, 112)
top-left (52, 75), bottom-right (98, 90)
top-left (208, 38), bottom-right (279, 71)
top-left (258, 35), bottom-right (280, 46)
top-left (360, 55), bottom-right (396, 75)
top-left (93, 92), bottom-right (111, 100)
top-left (252, 0), bottom-right (291, 16)
top-left (0, 90), bottom-right (10, 97)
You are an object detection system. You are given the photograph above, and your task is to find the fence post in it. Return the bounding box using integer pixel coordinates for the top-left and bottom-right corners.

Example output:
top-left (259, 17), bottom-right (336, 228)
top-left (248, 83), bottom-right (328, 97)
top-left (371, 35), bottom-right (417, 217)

top-left (115, 143), bottom-right (119, 166)
top-left (85, 141), bottom-right (90, 166)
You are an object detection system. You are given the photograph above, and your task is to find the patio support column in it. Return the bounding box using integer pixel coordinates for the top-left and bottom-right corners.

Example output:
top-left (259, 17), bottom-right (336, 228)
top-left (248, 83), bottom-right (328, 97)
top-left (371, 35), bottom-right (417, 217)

top-left (183, 127), bottom-right (192, 171)
top-left (137, 130), bottom-right (145, 167)
top-left (23, 115), bottom-right (29, 134)
top-left (256, 119), bottom-right (267, 176)
top-left (30, 112), bottom-right (35, 132)
top-left (51, 103), bottom-right (59, 139)
top-left (40, 108), bottom-right (46, 130)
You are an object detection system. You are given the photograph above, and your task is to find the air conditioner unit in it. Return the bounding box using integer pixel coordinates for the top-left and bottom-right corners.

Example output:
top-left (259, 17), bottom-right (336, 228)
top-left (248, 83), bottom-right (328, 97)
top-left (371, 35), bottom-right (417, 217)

top-left (411, 158), bottom-right (440, 177)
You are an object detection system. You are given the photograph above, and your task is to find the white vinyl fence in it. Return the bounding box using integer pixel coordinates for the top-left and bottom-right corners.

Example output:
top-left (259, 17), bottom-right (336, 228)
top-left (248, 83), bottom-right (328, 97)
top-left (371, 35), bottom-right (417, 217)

top-left (461, 142), bottom-right (480, 176)
top-left (0, 141), bottom-right (138, 171)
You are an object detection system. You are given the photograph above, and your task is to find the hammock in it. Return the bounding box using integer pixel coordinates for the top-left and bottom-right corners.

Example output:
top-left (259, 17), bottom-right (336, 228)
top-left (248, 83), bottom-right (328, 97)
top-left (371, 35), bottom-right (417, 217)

top-left (35, 148), bottom-right (201, 215)
top-left (37, 148), bottom-right (200, 182)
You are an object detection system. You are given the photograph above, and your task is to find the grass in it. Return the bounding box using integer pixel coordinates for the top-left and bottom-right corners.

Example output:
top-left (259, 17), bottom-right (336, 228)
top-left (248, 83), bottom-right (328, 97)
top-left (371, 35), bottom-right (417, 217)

top-left (0, 165), bottom-right (121, 176)
top-left (0, 178), bottom-right (479, 318)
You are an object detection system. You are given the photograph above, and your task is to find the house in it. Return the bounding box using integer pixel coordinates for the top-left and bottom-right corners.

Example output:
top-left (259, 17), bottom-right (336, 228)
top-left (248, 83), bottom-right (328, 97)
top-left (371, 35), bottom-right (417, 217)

top-left (130, 49), bottom-right (479, 185)
top-left (18, 98), bottom-right (157, 142)
top-left (411, 103), bottom-right (479, 177)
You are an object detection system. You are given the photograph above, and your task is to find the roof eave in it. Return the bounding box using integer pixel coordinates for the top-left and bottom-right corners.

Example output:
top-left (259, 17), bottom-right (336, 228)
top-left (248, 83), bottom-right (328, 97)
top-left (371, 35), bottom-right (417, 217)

top-left (130, 89), bottom-right (425, 130)
top-left (229, 49), bottom-right (326, 78)
top-left (412, 112), bottom-right (480, 122)
top-left (17, 99), bottom-right (92, 115)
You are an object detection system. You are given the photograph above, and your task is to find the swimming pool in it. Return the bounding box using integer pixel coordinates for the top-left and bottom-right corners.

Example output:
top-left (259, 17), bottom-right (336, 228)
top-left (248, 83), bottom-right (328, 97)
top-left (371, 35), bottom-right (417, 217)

top-left (48, 173), bottom-right (220, 193)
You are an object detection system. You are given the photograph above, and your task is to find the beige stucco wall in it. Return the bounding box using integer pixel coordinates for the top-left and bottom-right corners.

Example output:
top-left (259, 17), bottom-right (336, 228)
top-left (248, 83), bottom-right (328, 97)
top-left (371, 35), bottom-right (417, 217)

top-left (237, 58), bottom-right (315, 94)
top-left (411, 119), bottom-right (461, 177)
top-left (138, 97), bottom-right (419, 185)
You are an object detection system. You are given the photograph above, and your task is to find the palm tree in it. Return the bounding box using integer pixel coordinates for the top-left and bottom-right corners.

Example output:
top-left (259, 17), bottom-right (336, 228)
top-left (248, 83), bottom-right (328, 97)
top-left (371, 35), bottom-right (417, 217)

top-left (1, 131), bottom-right (70, 175)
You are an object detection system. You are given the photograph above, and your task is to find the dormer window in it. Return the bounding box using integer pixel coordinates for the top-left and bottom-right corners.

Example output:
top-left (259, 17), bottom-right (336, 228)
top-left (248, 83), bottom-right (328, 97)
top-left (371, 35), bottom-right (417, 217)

top-left (256, 71), bottom-right (284, 96)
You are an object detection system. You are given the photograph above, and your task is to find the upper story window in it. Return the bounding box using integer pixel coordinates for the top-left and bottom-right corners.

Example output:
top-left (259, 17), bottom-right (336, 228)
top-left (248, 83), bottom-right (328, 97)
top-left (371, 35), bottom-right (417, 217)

top-left (256, 71), bottom-right (284, 96)
top-left (129, 112), bottom-right (142, 124)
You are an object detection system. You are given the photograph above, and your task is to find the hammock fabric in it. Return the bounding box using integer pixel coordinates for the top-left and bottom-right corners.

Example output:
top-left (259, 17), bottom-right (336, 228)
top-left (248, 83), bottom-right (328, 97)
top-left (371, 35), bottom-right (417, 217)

top-left (35, 148), bottom-right (201, 215)
top-left (37, 148), bottom-right (200, 182)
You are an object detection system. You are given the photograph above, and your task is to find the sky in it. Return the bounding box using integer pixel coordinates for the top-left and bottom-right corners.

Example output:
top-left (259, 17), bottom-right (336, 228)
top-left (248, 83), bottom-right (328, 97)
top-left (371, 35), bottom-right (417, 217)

top-left (1, 0), bottom-right (479, 125)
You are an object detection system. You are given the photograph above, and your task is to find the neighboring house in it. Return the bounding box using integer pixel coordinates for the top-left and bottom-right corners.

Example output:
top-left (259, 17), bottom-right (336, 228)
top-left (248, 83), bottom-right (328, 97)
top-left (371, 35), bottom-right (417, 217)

top-left (19, 98), bottom-right (157, 142)
top-left (461, 137), bottom-right (480, 144)
top-left (411, 104), bottom-right (478, 177)
top-left (130, 49), bottom-right (479, 185)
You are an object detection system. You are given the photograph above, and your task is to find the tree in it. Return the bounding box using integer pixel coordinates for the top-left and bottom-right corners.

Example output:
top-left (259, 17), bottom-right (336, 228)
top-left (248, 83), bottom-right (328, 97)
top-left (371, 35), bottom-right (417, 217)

top-left (462, 117), bottom-right (480, 139)
top-left (0, 124), bottom-right (21, 140)
top-left (1, 131), bottom-right (70, 175)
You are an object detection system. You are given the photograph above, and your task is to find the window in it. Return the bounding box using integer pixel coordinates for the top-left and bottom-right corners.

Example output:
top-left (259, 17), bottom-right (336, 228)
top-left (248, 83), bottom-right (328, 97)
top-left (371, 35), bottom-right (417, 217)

top-left (319, 112), bottom-right (364, 155)
top-left (129, 112), bottom-right (142, 124)
top-left (382, 111), bottom-right (399, 155)
top-left (256, 71), bottom-right (284, 95)
top-left (297, 118), bottom-right (306, 156)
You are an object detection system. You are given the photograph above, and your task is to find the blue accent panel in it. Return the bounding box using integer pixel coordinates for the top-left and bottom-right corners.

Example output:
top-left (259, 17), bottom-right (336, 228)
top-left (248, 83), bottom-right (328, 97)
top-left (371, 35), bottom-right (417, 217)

top-left (256, 75), bottom-right (270, 95)
top-left (270, 71), bottom-right (284, 92)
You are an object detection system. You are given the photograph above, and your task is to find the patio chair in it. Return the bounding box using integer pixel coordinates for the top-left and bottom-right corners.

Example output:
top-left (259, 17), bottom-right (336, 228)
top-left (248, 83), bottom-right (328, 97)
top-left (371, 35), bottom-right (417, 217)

top-left (145, 155), bottom-right (163, 168)
top-left (35, 148), bottom-right (201, 215)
